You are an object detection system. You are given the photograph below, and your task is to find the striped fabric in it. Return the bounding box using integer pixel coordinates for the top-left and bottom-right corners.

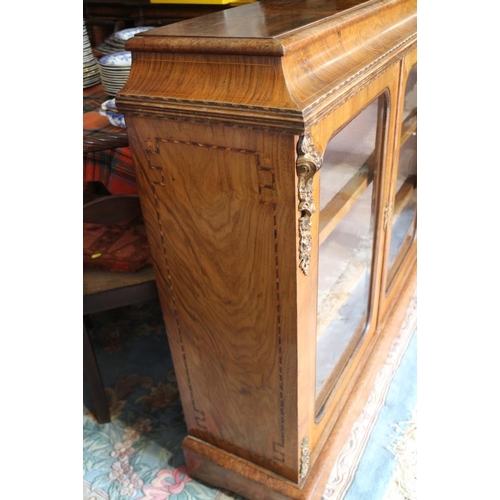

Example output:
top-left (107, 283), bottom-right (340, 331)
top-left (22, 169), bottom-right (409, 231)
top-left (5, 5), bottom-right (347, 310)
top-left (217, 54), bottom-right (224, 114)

top-left (84, 84), bottom-right (139, 195)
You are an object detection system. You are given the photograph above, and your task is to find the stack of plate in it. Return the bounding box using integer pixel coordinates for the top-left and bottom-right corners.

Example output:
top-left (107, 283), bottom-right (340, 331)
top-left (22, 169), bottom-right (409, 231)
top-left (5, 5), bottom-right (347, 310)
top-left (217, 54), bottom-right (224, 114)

top-left (97, 51), bottom-right (132, 96)
top-left (95, 26), bottom-right (154, 55)
top-left (83, 20), bottom-right (101, 88)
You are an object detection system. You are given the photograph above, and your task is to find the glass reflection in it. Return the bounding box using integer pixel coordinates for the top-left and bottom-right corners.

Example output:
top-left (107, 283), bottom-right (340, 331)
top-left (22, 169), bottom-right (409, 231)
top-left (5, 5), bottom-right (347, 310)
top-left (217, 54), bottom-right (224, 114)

top-left (386, 64), bottom-right (417, 285)
top-left (316, 95), bottom-right (387, 404)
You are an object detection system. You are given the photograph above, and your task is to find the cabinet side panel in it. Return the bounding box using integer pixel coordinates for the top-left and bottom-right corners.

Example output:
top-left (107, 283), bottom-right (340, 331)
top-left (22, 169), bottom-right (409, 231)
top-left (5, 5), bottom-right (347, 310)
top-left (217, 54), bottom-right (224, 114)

top-left (126, 117), bottom-right (300, 480)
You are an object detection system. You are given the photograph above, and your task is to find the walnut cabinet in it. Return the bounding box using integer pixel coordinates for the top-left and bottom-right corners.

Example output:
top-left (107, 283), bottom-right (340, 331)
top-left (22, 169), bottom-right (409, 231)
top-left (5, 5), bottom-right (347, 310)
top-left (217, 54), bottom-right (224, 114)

top-left (117, 1), bottom-right (417, 498)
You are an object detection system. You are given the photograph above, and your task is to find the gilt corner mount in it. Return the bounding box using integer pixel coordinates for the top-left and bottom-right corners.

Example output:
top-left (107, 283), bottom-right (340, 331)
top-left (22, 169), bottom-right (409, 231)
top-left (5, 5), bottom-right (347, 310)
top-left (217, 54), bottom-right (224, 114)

top-left (297, 132), bottom-right (323, 276)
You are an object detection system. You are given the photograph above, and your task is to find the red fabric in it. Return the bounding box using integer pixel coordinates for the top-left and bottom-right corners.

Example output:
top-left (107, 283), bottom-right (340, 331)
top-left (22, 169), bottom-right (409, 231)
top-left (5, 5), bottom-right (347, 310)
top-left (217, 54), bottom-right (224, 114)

top-left (83, 147), bottom-right (138, 195)
top-left (83, 84), bottom-right (138, 195)
top-left (83, 216), bottom-right (152, 272)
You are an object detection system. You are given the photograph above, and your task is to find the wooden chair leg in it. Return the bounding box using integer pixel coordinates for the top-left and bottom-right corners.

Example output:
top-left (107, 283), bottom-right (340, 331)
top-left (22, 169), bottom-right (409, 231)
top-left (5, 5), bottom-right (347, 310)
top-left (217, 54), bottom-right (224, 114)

top-left (83, 319), bottom-right (111, 423)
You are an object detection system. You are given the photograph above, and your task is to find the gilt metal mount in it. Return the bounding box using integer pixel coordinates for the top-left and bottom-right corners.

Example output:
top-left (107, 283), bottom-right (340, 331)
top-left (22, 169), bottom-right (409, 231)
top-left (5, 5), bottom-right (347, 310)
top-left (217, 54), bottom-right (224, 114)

top-left (299, 436), bottom-right (310, 480)
top-left (296, 133), bottom-right (322, 275)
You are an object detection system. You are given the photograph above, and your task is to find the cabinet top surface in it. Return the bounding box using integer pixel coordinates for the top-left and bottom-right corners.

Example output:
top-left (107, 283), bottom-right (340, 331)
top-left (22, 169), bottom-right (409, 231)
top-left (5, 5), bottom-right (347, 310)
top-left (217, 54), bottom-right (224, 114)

top-left (138, 0), bottom-right (379, 40)
top-left (119, 0), bottom-right (416, 129)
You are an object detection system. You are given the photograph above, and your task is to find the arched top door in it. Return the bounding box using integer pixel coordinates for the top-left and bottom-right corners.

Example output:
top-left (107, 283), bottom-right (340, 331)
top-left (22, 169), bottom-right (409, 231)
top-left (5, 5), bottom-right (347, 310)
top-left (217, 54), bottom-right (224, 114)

top-left (315, 91), bottom-right (390, 413)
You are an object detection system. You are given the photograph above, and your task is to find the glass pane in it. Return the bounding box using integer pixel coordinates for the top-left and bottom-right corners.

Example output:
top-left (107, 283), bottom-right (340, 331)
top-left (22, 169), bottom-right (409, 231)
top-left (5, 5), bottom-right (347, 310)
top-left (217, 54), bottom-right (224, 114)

top-left (386, 64), bottom-right (417, 284)
top-left (316, 95), bottom-right (387, 404)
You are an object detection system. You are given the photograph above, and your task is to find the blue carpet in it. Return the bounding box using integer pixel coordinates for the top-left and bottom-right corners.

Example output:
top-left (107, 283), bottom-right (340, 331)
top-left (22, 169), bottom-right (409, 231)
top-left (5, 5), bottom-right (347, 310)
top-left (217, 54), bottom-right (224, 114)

top-left (83, 298), bottom-right (416, 500)
top-left (344, 330), bottom-right (417, 500)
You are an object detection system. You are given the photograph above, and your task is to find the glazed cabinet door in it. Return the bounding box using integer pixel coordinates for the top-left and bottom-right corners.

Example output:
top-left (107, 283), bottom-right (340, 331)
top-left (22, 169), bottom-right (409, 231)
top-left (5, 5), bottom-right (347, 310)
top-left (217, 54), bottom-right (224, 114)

top-left (301, 63), bottom-right (401, 462)
top-left (314, 95), bottom-right (387, 410)
top-left (378, 46), bottom-right (417, 323)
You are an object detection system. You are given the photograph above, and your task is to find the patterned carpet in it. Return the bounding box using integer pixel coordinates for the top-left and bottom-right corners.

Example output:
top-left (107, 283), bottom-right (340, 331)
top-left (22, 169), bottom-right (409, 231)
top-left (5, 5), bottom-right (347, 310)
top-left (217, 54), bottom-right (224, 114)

top-left (83, 294), bottom-right (417, 500)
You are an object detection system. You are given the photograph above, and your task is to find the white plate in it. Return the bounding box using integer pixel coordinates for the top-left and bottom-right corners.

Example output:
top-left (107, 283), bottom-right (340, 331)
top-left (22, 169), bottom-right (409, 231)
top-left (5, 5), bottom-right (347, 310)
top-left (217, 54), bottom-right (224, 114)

top-left (99, 76), bottom-right (129, 84)
top-left (98, 51), bottom-right (131, 67)
top-left (101, 98), bottom-right (117, 111)
top-left (114, 26), bottom-right (154, 41)
top-left (83, 76), bottom-right (101, 88)
top-left (98, 66), bottom-right (131, 73)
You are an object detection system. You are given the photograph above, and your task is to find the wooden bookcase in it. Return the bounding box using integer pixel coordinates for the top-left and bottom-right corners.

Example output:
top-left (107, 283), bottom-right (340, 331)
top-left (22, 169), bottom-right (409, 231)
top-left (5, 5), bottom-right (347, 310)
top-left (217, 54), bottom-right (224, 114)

top-left (117, 0), bottom-right (417, 498)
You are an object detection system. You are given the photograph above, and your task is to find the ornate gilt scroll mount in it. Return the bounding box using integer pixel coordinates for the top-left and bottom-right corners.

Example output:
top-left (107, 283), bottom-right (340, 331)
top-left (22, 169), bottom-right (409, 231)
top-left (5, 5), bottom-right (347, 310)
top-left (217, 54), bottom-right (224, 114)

top-left (297, 133), bottom-right (322, 276)
top-left (299, 436), bottom-right (310, 480)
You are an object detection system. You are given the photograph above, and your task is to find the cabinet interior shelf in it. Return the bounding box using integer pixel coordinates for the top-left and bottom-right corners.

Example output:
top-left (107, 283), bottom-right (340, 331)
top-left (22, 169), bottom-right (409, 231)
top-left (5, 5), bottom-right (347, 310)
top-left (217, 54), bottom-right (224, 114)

top-left (400, 109), bottom-right (417, 147)
top-left (394, 175), bottom-right (416, 218)
top-left (318, 164), bottom-right (373, 246)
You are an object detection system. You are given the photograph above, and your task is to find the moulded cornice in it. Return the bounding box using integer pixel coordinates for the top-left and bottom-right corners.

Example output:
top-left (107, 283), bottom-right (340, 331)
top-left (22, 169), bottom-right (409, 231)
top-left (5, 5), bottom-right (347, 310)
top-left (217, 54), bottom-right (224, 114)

top-left (118, 0), bottom-right (416, 132)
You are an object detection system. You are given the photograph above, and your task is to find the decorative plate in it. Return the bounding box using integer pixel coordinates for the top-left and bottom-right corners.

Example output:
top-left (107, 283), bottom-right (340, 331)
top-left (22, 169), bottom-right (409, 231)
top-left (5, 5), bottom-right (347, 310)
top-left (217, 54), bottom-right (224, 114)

top-left (114, 26), bottom-right (154, 41)
top-left (99, 51), bottom-right (132, 67)
top-left (100, 109), bottom-right (126, 128)
top-left (101, 98), bottom-right (117, 111)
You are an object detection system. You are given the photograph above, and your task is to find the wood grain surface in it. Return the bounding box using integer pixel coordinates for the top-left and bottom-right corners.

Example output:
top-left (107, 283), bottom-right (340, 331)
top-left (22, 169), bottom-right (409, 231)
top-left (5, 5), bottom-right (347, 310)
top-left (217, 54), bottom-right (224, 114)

top-left (118, 0), bottom-right (417, 496)
top-left (119, 0), bottom-right (416, 131)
